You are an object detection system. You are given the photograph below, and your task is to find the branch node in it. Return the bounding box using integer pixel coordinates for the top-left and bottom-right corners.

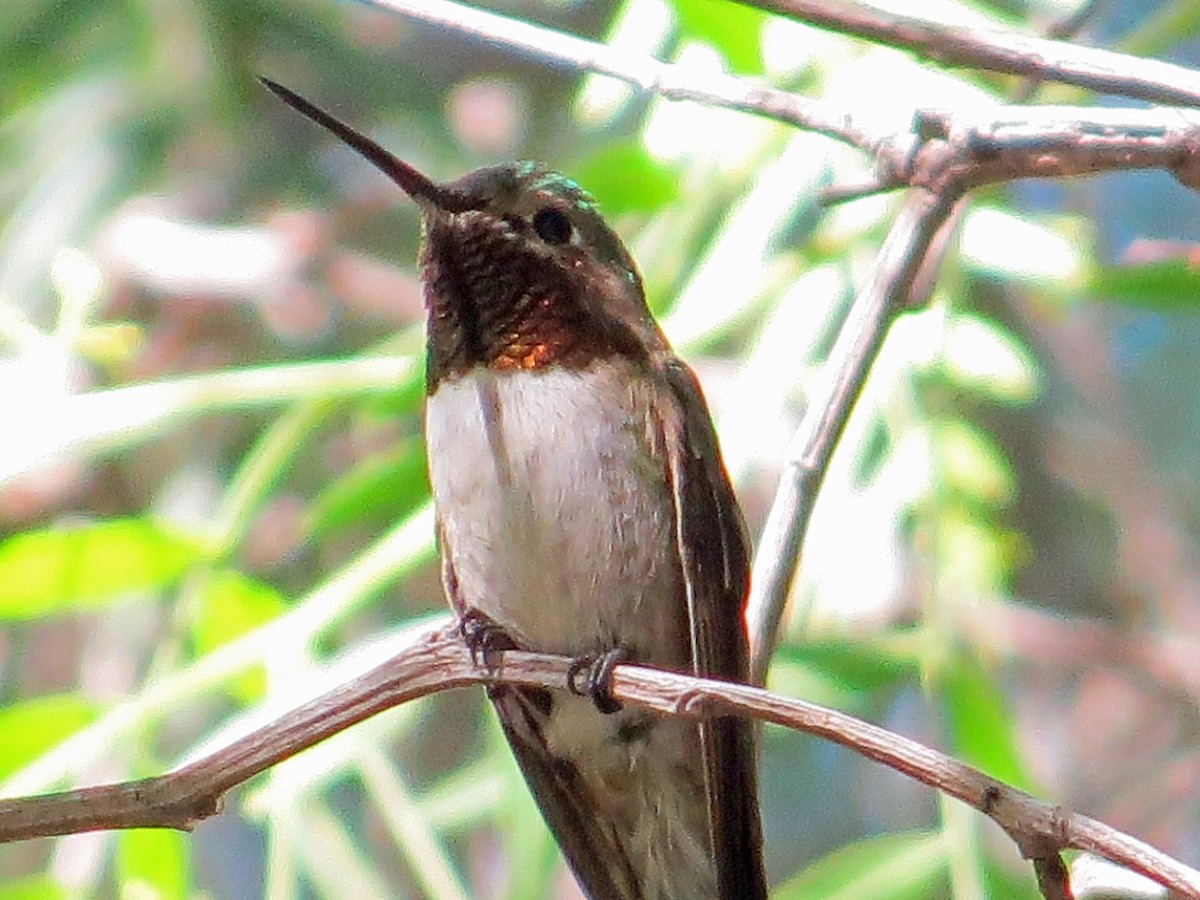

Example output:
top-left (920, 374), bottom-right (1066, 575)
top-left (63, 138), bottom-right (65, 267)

top-left (981, 783), bottom-right (1004, 814)
top-left (913, 109), bottom-right (952, 142)
top-left (674, 687), bottom-right (711, 717)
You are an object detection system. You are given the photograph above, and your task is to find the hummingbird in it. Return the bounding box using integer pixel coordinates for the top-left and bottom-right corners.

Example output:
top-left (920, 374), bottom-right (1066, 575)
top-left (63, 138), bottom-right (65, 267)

top-left (262, 78), bottom-right (767, 900)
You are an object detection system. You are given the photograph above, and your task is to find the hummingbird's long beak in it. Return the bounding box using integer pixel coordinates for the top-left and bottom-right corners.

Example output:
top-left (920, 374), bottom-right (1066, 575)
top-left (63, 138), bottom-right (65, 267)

top-left (259, 77), bottom-right (474, 214)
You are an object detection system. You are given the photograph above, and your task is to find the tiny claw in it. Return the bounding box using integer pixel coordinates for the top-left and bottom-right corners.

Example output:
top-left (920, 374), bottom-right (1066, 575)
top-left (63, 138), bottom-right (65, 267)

top-left (568, 647), bottom-right (629, 714)
top-left (460, 610), bottom-right (518, 668)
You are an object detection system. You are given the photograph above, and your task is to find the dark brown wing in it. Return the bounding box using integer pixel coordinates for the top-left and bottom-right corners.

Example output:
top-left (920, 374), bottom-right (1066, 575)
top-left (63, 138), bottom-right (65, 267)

top-left (658, 358), bottom-right (767, 900)
top-left (491, 688), bottom-right (643, 900)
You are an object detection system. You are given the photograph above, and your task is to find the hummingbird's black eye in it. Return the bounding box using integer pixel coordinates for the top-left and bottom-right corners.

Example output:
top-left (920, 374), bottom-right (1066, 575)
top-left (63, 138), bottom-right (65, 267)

top-left (532, 207), bottom-right (574, 245)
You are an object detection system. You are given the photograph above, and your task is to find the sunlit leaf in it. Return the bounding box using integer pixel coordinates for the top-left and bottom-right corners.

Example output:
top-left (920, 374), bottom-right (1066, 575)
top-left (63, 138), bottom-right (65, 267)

top-left (933, 419), bottom-right (1015, 506)
top-left (774, 832), bottom-right (947, 899)
top-left (194, 569), bottom-right (286, 651)
top-left (770, 638), bottom-right (918, 708)
top-left (935, 509), bottom-right (1013, 598)
top-left (0, 875), bottom-right (68, 900)
top-left (1091, 260), bottom-right (1200, 310)
top-left (671, 0), bottom-right (767, 74)
top-left (75, 321), bottom-right (143, 365)
top-left (767, 656), bottom-right (870, 712)
top-left (574, 143), bottom-right (681, 216)
top-left (0, 695), bottom-right (98, 779)
top-left (960, 207), bottom-right (1085, 284)
top-left (116, 829), bottom-right (189, 900)
top-left (307, 437), bottom-right (429, 538)
top-left (361, 363), bottom-right (427, 419)
top-left (192, 570), bottom-right (287, 702)
top-left (942, 314), bottom-right (1040, 404)
top-left (982, 856), bottom-right (1044, 900)
top-left (0, 519), bottom-right (203, 619)
top-left (941, 654), bottom-right (1033, 792)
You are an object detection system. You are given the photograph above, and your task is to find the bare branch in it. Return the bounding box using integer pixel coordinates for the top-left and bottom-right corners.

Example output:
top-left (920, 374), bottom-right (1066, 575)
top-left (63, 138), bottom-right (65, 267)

top-left (1011, 0), bottom-right (1106, 102)
top-left (748, 102), bottom-right (1200, 681)
top-left (0, 622), bottom-right (469, 842)
top-left (737, 0), bottom-right (1200, 109)
top-left (892, 106), bottom-right (1200, 194)
top-left (360, 0), bottom-right (1200, 163)
top-left (746, 187), bottom-right (961, 679)
top-left (0, 621), bottom-right (1196, 896)
top-left (361, 0), bottom-right (886, 151)
top-left (610, 667), bottom-right (1200, 897)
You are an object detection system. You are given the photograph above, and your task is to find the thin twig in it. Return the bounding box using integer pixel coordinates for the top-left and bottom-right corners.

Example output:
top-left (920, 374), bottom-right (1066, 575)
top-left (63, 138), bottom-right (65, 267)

top-left (0, 622), bottom-right (1195, 897)
top-left (737, 0), bottom-right (1200, 109)
top-left (0, 356), bottom-right (417, 486)
top-left (749, 101), bottom-right (1200, 677)
top-left (360, 0), bottom-right (1200, 144)
top-left (1012, 0), bottom-right (1106, 102)
top-left (355, 0), bottom-right (885, 152)
top-left (746, 187), bottom-right (960, 679)
top-left (351, 0), bottom-right (1200, 205)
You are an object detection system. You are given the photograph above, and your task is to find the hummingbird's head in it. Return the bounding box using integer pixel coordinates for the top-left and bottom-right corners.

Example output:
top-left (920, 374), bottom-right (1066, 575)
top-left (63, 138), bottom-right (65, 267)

top-left (430, 162), bottom-right (641, 287)
top-left (261, 79), bottom-right (663, 388)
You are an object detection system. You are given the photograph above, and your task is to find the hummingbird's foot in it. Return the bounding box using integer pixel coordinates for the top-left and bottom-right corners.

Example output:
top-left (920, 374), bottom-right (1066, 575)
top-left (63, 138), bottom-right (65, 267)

top-left (460, 609), bottom-right (518, 668)
top-left (568, 647), bottom-right (630, 715)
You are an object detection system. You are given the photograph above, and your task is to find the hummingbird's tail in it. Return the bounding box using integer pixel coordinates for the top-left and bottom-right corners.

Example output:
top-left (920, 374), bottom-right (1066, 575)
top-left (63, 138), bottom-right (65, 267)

top-left (493, 685), bottom-right (767, 900)
top-left (708, 711), bottom-right (768, 899)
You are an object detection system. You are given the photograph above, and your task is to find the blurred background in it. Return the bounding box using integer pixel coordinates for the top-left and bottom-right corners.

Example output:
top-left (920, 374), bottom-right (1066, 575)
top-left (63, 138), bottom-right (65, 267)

top-left (3, 0), bottom-right (1200, 897)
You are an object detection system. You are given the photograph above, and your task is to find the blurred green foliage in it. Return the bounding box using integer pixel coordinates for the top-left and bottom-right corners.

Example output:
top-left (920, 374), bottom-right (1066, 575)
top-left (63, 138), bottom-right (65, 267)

top-left (0, 520), bottom-right (204, 619)
top-left (3, 0), bottom-right (1200, 898)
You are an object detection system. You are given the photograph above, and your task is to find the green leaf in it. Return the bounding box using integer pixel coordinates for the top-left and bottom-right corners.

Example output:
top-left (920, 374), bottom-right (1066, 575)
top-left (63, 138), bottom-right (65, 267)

top-left (960, 207), bottom-right (1085, 284)
top-left (0, 875), bottom-right (68, 900)
top-left (192, 570), bottom-right (287, 702)
top-left (307, 437), bottom-right (429, 539)
top-left (982, 855), bottom-right (1043, 900)
top-left (941, 654), bottom-right (1032, 791)
top-left (573, 143), bottom-right (681, 216)
top-left (0, 519), bottom-right (204, 619)
top-left (193, 569), bottom-right (286, 652)
top-left (942, 314), bottom-right (1040, 404)
top-left (0, 694), bottom-right (99, 780)
top-left (362, 363), bottom-right (427, 419)
top-left (774, 831), bottom-right (947, 900)
top-left (933, 420), bottom-right (1015, 506)
top-left (1091, 260), bottom-right (1200, 310)
top-left (116, 829), bottom-right (189, 900)
top-left (671, 0), bottom-right (767, 74)
top-left (766, 656), bottom-right (869, 712)
top-left (934, 508), bottom-right (1013, 598)
top-left (770, 637), bottom-right (918, 703)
